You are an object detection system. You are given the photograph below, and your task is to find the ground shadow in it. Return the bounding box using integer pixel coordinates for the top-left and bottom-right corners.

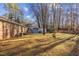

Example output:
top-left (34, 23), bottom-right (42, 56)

top-left (69, 37), bottom-right (79, 56)
top-left (14, 36), bottom-right (75, 56)
top-left (0, 36), bottom-right (75, 56)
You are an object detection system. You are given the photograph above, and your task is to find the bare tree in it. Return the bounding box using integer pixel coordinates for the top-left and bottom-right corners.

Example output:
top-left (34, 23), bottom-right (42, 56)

top-left (30, 3), bottom-right (49, 35)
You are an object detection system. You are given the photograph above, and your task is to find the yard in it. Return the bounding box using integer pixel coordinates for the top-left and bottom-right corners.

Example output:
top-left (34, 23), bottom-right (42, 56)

top-left (0, 33), bottom-right (79, 56)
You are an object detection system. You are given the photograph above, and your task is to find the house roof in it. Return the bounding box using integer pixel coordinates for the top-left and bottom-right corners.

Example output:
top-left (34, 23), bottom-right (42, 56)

top-left (0, 17), bottom-right (27, 27)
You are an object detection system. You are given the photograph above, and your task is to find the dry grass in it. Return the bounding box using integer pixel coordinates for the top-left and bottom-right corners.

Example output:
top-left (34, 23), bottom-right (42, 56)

top-left (38, 36), bottom-right (78, 56)
top-left (0, 33), bottom-right (75, 56)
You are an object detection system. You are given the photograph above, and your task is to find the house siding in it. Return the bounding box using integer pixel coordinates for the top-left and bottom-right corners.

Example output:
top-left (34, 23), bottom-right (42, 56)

top-left (0, 21), bottom-right (3, 40)
top-left (0, 17), bottom-right (27, 40)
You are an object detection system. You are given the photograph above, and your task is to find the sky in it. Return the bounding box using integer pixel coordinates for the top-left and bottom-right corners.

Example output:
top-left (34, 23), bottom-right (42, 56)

top-left (0, 3), bottom-right (75, 22)
top-left (18, 3), bottom-right (35, 21)
top-left (0, 3), bottom-right (35, 21)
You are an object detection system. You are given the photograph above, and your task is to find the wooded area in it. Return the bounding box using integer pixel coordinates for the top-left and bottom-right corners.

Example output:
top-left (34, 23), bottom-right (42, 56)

top-left (2, 3), bottom-right (79, 36)
top-left (30, 3), bottom-right (79, 37)
top-left (0, 3), bottom-right (79, 56)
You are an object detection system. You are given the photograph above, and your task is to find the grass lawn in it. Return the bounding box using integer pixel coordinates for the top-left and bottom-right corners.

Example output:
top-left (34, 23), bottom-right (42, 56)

top-left (38, 36), bottom-right (79, 56)
top-left (0, 33), bottom-right (77, 56)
